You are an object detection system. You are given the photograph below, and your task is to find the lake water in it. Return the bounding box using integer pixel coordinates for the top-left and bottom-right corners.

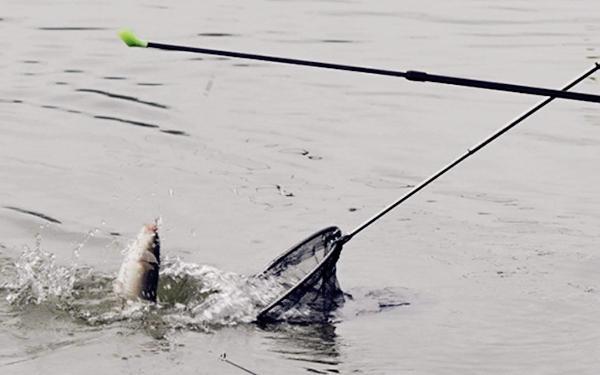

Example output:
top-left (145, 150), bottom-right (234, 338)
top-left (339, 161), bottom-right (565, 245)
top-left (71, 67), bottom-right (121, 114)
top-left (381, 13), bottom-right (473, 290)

top-left (1, 0), bottom-right (599, 374)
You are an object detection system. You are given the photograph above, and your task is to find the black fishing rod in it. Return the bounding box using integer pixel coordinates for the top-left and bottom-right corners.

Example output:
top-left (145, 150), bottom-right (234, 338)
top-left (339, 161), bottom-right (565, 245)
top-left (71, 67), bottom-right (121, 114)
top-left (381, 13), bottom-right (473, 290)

top-left (118, 30), bottom-right (600, 104)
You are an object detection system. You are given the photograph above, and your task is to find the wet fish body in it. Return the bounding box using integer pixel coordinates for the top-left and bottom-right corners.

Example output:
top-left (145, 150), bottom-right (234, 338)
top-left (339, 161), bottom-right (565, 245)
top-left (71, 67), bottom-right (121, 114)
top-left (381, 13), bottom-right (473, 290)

top-left (113, 224), bottom-right (160, 302)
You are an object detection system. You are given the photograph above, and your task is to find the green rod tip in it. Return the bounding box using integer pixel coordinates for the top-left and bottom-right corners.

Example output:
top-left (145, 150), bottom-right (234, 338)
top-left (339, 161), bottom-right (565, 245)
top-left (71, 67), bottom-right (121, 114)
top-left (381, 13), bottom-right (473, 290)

top-left (118, 29), bottom-right (148, 48)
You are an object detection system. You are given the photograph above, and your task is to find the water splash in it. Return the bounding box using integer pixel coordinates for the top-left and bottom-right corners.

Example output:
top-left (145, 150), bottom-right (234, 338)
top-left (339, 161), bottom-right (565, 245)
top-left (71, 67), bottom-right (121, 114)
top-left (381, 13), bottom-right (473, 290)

top-left (0, 235), bottom-right (287, 337)
top-left (0, 234), bottom-right (410, 340)
top-left (4, 234), bottom-right (77, 306)
top-left (161, 259), bottom-right (287, 326)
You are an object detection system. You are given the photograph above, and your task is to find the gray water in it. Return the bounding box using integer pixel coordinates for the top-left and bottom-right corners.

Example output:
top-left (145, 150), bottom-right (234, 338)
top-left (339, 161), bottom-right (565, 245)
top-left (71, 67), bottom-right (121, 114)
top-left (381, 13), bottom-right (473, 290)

top-left (1, 0), bottom-right (600, 373)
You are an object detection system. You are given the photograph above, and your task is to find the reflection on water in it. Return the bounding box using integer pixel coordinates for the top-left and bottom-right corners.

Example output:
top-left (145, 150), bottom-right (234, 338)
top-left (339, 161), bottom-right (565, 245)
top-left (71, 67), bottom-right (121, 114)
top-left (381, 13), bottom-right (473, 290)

top-left (263, 323), bottom-right (341, 374)
top-left (257, 288), bottom-right (411, 373)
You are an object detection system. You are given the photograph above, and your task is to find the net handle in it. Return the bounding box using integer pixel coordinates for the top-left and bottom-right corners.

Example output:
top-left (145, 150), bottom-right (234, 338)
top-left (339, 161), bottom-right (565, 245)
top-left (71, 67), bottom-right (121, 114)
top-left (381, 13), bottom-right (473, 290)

top-left (342, 63), bottom-right (600, 244)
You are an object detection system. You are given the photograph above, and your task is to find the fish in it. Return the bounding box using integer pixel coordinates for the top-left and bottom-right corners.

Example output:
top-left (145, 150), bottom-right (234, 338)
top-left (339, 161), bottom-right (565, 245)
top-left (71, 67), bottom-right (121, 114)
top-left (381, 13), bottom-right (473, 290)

top-left (113, 223), bottom-right (160, 302)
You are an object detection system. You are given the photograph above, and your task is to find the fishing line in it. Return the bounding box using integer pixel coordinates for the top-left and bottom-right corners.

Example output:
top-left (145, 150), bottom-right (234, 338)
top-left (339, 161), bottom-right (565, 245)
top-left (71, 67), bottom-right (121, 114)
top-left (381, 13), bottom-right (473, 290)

top-left (219, 353), bottom-right (260, 375)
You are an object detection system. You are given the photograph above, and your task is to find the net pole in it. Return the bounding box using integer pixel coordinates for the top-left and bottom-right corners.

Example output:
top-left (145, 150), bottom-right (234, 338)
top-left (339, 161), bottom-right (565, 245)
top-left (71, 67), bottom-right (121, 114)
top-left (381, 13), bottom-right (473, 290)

top-left (343, 63), bottom-right (600, 243)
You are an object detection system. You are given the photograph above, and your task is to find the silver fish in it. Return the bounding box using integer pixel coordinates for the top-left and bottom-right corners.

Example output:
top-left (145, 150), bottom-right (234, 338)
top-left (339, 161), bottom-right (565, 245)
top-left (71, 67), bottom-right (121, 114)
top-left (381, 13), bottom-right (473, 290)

top-left (114, 224), bottom-right (160, 302)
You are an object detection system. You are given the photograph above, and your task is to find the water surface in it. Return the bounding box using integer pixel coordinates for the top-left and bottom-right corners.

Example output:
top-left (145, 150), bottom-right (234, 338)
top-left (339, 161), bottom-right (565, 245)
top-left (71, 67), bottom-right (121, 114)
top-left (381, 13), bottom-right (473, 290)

top-left (1, 0), bottom-right (599, 374)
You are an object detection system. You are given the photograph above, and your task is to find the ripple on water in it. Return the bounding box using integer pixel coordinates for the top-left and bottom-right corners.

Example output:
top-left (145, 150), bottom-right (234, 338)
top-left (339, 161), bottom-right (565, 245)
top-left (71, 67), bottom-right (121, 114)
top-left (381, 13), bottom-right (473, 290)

top-left (6, 98), bottom-right (187, 136)
top-left (197, 32), bottom-right (239, 37)
top-left (160, 129), bottom-right (190, 137)
top-left (3, 205), bottom-right (62, 224)
top-left (93, 115), bottom-right (159, 129)
top-left (37, 27), bottom-right (108, 31)
top-left (279, 147), bottom-right (323, 161)
top-left (350, 175), bottom-right (416, 190)
top-left (76, 88), bottom-right (169, 110)
top-left (318, 39), bottom-right (357, 44)
top-left (136, 82), bottom-right (164, 87)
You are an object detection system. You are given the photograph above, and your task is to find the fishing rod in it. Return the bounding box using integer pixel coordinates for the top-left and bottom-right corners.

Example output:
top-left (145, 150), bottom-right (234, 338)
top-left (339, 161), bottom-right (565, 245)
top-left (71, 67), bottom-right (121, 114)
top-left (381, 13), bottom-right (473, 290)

top-left (118, 29), bottom-right (600, 104)
top-left (340, 62), bottom-right (600, 244)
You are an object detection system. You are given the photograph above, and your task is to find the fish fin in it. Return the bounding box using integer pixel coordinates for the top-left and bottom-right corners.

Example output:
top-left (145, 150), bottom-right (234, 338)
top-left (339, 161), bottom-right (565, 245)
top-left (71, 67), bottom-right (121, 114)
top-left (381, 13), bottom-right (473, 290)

top-left (140, 250), bottom-right (159, 264)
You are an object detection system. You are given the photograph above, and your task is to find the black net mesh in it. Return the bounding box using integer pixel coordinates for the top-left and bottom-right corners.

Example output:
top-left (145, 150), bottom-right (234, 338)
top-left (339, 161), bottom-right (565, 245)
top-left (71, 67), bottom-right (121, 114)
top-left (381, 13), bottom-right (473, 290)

top-left (257, 226), bottom-right (345, 323)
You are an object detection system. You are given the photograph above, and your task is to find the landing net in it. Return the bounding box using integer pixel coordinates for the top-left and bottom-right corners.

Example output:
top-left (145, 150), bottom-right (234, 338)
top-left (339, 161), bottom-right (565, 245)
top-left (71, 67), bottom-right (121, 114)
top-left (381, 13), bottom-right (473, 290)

top-left (257, 226), bottom-right (345, 323)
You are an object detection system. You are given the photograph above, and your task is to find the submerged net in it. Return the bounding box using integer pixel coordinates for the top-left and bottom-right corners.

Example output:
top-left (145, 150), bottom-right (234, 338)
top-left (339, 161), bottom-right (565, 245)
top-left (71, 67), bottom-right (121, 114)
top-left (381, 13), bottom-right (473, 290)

top-left (257, 226), bottom-right (345, 323)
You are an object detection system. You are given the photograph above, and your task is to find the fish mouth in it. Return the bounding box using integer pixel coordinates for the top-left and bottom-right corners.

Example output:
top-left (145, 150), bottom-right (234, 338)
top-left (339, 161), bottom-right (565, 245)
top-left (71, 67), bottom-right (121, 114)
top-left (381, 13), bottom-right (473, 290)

top-left (144, 223), bottom-right (158, 233)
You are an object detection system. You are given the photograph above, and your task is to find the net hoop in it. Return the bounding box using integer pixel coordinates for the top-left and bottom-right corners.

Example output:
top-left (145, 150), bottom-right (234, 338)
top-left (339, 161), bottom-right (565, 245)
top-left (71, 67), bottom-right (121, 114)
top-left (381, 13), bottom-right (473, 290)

top-left (257, 226), bottom-right (343, 322)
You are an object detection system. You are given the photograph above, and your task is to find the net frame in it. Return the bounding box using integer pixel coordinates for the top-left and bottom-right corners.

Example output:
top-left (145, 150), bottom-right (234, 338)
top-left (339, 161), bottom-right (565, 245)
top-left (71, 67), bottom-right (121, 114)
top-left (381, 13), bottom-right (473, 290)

top-left (257, 226), bottom-right (345, 323)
